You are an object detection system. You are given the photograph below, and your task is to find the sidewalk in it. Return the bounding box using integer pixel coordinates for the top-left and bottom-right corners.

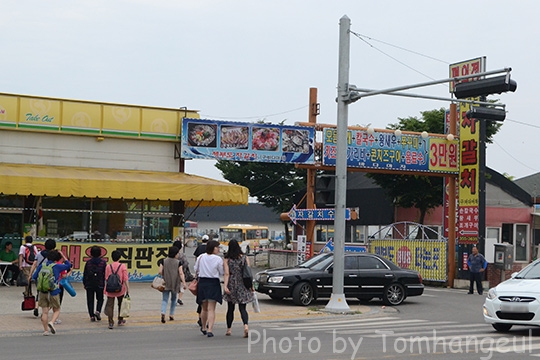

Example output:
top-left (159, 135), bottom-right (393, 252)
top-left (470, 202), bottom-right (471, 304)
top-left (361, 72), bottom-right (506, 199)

top-left (0, 281), bottom-right (374, 336)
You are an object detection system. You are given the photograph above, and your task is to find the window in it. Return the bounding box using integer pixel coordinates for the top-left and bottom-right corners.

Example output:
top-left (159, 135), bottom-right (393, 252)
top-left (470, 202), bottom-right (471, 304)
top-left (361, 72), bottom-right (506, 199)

top-left (358, 256), bottom-right (386, 270)
top-left (344, 256), bottom-right (358, 270)
top-left (502, 223), bottom-right (530, 262)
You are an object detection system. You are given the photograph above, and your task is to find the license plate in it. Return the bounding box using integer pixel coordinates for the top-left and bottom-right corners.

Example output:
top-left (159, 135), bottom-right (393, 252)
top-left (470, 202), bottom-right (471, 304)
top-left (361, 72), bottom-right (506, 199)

top-left (500, 303), bottom-right (528, 313)
top-left (253, 282), bottom-right (259, 290)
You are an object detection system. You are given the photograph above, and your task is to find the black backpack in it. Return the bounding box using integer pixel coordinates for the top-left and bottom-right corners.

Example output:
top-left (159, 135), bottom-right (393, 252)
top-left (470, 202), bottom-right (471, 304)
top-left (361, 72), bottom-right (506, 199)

top-left (25, 245), bottom-right (36, 265)
top-left (106, 264), bottom-right (122, 293)
top-left (85, 261), bottom-right (101, 288)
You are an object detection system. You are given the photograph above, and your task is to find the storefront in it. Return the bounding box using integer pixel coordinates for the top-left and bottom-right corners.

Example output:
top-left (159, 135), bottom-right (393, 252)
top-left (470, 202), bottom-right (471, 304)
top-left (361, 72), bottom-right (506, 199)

top-left (0, 92), bottom-right (249, 281)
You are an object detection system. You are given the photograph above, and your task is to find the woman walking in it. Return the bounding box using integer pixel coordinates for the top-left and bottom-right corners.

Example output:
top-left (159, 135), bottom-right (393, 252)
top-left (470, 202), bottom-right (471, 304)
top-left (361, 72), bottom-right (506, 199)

top-left (104, 250), bottom-right (129, 329)
top-left (159, 246), bottom-right (187, 323)
top-left (223, 239), bottom-right (253, 338)
top-left (194, 240), bottom-right (224, 338)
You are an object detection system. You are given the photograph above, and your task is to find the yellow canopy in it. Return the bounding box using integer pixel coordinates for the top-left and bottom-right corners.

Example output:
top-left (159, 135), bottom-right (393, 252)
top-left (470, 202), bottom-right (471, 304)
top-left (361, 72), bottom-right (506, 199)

top-left (0, 163), bottom-right (248, 207)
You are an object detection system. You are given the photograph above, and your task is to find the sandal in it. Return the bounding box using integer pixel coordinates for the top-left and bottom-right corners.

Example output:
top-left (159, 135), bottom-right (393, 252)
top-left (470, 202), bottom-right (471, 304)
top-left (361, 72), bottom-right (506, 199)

top-left (225, 329), bottom-right (232, 336)
top-left (169, 316), bottom-right (174, 321)
top-left (244, 327), bottom-right (249, 338)
top-left (161, 314), bottom-right (166, 324)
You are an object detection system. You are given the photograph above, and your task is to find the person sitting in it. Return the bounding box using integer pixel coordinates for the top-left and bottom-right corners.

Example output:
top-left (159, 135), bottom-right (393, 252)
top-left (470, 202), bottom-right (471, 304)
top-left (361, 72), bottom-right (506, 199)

top-left (0, 241), bottom-right (20, 285)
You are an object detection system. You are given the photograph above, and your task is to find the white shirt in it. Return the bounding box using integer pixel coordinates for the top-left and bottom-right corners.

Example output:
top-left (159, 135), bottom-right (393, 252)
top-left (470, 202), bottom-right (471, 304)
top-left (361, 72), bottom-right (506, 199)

top-left (194, 253), bottom-right (224, 279)
top-left (18, 243), bottom-right (38, 267)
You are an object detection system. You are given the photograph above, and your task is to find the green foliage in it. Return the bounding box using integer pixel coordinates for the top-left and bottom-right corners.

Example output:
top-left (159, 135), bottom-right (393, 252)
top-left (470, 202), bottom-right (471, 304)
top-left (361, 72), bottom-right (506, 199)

top-left (215, 160), bottom-right (306, 214)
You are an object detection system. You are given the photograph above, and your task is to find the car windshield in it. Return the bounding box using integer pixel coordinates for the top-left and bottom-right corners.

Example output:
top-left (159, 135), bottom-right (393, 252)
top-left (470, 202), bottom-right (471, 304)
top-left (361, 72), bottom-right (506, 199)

top-left (515, 261), bottom-right (540, 279)
top-left (298, 253), bottom-right (334, 271)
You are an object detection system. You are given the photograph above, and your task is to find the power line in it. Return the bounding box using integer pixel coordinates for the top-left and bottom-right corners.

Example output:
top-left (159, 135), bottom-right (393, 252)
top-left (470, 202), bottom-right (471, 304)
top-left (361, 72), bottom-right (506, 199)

top-left (492, 140), bottom-right (539, 173)
top-left (350, 31), bottom-right (449, 65)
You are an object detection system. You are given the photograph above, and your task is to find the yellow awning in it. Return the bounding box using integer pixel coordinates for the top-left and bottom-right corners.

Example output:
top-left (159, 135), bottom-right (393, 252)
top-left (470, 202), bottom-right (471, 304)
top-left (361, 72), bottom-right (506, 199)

top-left (0, 163), bottom-right (248, 207)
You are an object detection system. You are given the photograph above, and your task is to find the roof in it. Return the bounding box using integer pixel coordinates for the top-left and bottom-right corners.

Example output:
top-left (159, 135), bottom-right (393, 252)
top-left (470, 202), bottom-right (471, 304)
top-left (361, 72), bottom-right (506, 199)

top-left (515, 172), bottom-right (540, 198)
top-left (185, 203), bottom-right (280, 223)
top-left (0, 163), bottom-right (248, 207)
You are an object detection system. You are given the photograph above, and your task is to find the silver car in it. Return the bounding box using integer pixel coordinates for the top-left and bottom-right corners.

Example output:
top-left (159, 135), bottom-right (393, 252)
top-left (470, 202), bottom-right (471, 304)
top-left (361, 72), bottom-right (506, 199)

top-left (483, 259), bottom-right (540, 332)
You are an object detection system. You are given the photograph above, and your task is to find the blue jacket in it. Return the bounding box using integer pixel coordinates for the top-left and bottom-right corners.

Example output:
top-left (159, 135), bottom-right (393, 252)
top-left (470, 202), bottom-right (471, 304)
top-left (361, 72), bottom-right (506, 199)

top-left (32, 260), bottom-right (72, 296)
top-left (467, 253), bottom-right (487, 273)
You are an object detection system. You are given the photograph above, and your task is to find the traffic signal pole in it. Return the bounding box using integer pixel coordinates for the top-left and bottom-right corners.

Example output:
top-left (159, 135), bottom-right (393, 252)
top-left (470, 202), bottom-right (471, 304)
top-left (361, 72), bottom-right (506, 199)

top-left (325, 15), bottom-right (351, 313)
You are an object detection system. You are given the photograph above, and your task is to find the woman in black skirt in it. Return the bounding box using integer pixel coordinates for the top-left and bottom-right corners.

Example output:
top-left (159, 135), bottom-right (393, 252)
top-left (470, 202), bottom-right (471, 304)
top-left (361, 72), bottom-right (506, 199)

top-left (194, 240), bottom-right (224, 338)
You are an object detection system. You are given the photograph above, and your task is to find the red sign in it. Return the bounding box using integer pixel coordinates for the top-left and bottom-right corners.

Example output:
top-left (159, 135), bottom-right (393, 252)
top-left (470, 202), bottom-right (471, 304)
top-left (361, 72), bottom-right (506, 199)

top-left (396, 246), bottom-right (412, 268)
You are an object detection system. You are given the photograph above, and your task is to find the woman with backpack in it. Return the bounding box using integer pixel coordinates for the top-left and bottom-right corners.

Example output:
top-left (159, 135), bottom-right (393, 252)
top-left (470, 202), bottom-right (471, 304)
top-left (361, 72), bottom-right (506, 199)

top-left (104, 250), bottom-right (130, 330)
top-left (83, 246), bottom-right (107, 322)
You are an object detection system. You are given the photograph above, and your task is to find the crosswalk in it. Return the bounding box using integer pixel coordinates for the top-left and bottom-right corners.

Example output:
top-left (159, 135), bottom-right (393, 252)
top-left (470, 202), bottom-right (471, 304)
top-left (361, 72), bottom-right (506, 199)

top-left (260, 316), bottom-right (540, 357)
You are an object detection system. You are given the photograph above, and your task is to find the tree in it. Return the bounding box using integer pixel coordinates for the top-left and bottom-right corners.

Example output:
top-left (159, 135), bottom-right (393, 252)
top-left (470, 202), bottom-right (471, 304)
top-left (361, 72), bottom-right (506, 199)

top-left (368, 108), bottom-right (501, 230)
top-left (215, 160), bottom-right (306, 246)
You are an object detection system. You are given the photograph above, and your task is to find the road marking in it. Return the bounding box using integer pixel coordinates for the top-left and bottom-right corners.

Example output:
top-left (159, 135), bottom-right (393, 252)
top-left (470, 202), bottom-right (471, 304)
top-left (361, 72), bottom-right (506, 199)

top-left (267, 319), bottom-right (428, 331)
top-left (261, 316), bottom-right (400, 328)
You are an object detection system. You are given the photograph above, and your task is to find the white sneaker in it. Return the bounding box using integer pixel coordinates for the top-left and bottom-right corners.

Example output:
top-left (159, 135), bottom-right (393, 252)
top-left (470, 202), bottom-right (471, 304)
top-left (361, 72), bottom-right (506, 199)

top-left (54, 319), bottom-right (62, 325)
top-left (47, 322), bottom-right (56, 334)
top-left (43, 331), bottom-right (50, 336)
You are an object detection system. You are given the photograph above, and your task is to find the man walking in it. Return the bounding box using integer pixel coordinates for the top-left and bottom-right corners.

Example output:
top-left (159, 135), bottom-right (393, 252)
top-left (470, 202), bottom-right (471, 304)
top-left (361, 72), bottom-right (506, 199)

top-left (19, 235), bottom-right (38, 296)
top-left (467, 245), bottom-right (487, 295)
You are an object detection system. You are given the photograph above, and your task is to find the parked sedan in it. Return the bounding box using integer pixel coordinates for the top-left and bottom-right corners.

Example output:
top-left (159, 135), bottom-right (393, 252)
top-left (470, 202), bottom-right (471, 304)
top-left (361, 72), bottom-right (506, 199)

top-left (254, 252), bottom-right (424, 306)
top-left (483, 259), bottom-right (540, 332)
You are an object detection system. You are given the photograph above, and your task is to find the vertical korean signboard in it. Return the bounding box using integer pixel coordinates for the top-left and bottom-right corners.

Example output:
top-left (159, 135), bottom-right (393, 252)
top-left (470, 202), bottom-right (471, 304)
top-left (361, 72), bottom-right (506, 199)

top-left (449, 57), bottom-right (485, 244)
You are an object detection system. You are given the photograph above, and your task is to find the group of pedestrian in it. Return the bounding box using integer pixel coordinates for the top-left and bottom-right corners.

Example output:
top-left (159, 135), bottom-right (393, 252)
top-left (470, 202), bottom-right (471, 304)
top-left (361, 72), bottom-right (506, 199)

top-left (17, 234), bottom-right (130, 336)
top-left (15, 234), bottom-right (254, 337)
top-left (193, 237), bottom-right (253, 338)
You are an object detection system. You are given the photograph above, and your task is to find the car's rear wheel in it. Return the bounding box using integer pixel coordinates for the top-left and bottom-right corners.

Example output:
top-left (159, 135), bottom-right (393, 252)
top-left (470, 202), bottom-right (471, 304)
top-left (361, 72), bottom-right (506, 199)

top-left (383, 283), bottom-right (405, 306)
top-left (492, 323), bottom-right (513, 332)
top-left (292, 282), bottom-right (314, 306)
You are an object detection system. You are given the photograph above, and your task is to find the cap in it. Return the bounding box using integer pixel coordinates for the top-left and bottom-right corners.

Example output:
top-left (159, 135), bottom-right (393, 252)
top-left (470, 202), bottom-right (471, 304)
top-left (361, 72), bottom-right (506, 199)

top-left (202, 235), bottom-right (209, 241)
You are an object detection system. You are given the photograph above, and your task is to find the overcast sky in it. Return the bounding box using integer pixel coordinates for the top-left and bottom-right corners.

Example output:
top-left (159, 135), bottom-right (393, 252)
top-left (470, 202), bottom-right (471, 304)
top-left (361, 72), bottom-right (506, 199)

top-left (2, 1), bottom-right (539, 183)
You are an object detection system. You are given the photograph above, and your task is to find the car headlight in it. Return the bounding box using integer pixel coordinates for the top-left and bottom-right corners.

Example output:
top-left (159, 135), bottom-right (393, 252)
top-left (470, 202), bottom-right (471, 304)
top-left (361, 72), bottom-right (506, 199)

top-left (268, 276), bottom-right (283, 283)
top-left (487, 288), bottom-right (497, 300)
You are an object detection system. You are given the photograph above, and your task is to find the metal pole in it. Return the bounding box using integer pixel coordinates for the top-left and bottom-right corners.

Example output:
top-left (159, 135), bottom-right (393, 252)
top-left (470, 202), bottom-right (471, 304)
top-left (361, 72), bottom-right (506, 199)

top-left (325, 15), bottom-right (351, 312)
top-left (447, 103), bottom-right (457, 288)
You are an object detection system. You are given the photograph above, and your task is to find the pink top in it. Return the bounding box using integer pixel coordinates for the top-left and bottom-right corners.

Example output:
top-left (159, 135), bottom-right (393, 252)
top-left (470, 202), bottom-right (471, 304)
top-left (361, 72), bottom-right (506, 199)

top-left (104, 262), bottom-right (129, 297)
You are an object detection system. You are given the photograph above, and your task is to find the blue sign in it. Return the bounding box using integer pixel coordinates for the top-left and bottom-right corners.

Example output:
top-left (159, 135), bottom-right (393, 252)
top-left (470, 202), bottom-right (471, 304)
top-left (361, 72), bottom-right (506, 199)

top-left (322, 127), bottom-right (458, 174)
top-left (320, 240), bottom-right (367, 253)
top-left (288, 205), bottom-right (350, 224)
top-left (181, 118), bottom-right (315, 164)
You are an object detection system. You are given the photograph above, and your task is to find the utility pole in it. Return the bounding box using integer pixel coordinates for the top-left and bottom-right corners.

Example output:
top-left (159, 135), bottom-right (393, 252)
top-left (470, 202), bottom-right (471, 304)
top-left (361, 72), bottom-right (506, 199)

top-left (306, 88), bottom-right (318, 259)
top-left (325, 15), bottom-right (351, 313)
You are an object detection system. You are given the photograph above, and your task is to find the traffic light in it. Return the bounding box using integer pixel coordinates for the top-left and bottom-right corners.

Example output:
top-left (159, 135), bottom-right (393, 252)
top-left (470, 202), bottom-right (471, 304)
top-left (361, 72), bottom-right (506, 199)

top-left (466, 107), bottom-right (506, 122)
top-left (454, 75), bottom-right (517, 99)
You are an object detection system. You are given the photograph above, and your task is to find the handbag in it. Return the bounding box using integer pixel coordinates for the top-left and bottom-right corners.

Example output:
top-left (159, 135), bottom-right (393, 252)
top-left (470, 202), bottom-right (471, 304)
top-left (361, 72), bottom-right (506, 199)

top-left (151, 275), bottom-right (166, 292)
top-left (17, 271), bottom-right (29, 287)
top-left (21, 284), bottom-right (35, 311)
top-left (188, 278), bottom-right (198, 296)
top-left (120, 294), bottom-right (131, 318)
top-left (242, 256), bottom-right (254, 289)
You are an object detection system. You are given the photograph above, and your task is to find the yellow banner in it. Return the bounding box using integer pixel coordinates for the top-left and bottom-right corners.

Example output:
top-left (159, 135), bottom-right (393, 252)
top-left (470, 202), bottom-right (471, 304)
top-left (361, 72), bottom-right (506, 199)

top-left (0, 92), bottom-right (199, 141)
top-left (370, 239), bottom-right (447, 282)
top-left (34, 242), bottom-right (176, 282)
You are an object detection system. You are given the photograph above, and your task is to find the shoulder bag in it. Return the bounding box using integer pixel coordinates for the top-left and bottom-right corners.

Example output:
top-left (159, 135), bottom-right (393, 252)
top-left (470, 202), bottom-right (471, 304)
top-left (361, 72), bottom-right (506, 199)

top-left (151, 275), bottom-right (165, 292)
top-left (188, 278), bottom-right (198, 295)
top-left (242, 256), bottom-right (253, 289)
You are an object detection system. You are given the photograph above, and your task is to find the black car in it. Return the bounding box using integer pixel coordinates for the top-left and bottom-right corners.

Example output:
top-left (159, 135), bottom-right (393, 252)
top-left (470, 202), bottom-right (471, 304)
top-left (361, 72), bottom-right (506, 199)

top-left (254, 252), bottom-right (424, 306)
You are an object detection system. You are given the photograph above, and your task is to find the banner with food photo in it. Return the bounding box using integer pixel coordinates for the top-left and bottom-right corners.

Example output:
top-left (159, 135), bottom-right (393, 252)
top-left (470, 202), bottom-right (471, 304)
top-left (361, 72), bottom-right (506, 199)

top-left (181, 118), bottom-right (315, 164)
